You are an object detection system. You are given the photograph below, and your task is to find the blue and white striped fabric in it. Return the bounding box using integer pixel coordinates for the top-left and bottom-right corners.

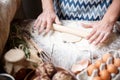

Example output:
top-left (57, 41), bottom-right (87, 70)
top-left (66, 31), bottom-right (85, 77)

top-left (54, 0), bottom-right (112, 21)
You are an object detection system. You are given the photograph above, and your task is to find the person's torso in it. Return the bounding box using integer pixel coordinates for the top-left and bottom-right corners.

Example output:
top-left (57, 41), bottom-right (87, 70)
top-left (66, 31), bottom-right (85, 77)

top-left (54, 0), bottom-right (112, 21)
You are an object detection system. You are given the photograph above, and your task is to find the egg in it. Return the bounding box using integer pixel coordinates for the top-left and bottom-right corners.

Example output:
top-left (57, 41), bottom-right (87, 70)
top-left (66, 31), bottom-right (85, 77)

top-left (95, 59), bottom-right (103, 68)
top-left (93, 76), bottom-right (101, 80)
top-left (99, 69), bottom-right (111, 80)
top-left (114, 58), bottom-right (120, 67)
top-left (107, 64), bottom-right (118, 74)
top-left (102, 53), bottom-right (113, 62)
top-left (87, 65), bottom-right (97, 76)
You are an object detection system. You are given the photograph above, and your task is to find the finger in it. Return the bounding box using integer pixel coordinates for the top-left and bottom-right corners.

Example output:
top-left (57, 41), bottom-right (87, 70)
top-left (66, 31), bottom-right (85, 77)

top-left (35, 19), bottom-right (42, 29)
top-left (33, 17), bottom-right (41, 28)
top-left (39, 21), bottom-right (47, 33)
top-left (33, 20), bottom-right (37, 27)
top-left (34, 17), bottom-right (39, 26)
top-left (45, 20), bottom-right (52, 33)
top-left (93, 33), bottom-right (104, 45)
top-left (34, 20), bottom-right (41, 29)
top-left (89, 32), bottom-right (100, 44)
top-left (100, 32), bottom-right (110, 43)
top-left (87, 29), bottom-right (96, 40)
top-left (81, 23), bottom-right (93, 28)
top-left (55, 16), bottom-right (62, 24)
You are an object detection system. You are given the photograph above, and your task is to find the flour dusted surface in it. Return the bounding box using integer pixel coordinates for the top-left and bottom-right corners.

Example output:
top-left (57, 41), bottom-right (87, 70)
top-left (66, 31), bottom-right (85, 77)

top-left (27, 20), bottom-right (120, 70)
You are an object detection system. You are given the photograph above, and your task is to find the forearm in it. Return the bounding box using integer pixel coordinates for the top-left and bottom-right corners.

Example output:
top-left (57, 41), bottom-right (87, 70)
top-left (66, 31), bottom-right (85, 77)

top-left (103, 0), bottom-right (120, 23)
top-left (41, 0), bottom-right (54, 11)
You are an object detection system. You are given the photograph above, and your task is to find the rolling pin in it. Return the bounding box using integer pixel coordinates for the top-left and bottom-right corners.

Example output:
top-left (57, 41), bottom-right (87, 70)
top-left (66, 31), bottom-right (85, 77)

top-left (53, 23), bottom-right (92, 38)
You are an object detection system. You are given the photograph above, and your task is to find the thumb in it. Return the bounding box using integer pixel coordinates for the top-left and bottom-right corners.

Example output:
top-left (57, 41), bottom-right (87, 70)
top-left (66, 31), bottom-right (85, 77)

top-left (81, 23), bottom-right (93, 28)
top-left (55, 16), bottom-right (62, 25)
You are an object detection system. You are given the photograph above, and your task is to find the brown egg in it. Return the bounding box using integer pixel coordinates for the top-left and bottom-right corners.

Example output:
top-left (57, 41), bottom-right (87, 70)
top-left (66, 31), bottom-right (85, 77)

top-left (102, 53), bottom-right (113, 62)
top-left (87, 65), bottom-right (97, 76)
top-left (107, 64), bottom-right (118, 74)
top-left (93, 76), bottom-right (101, 80)
top-left (100, 69), bottom-right (111, 80)
top-left (114, 58), bottom-right (120, 67)
top-left (95, 59), bottom-right (103, 68)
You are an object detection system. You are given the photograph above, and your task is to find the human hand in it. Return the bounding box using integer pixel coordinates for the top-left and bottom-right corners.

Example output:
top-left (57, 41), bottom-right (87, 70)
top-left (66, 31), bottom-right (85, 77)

top-left (34, 10), bottom-right (61, 33)
top-left (82, 20), bottom-right (114, 45)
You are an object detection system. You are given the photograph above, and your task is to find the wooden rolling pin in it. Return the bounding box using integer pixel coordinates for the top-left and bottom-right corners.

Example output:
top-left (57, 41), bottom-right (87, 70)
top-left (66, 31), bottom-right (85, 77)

top-left (53, 23), bottom-right (92, 38)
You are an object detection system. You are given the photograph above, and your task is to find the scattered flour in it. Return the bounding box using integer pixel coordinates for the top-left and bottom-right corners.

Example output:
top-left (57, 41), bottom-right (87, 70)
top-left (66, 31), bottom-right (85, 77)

top-left (26, 20), bottom-right (120, 70)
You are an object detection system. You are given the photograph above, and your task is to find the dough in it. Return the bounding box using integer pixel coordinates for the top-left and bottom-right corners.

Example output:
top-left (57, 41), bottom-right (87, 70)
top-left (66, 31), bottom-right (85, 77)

top-left (60, 32), bottom-right (82, 43)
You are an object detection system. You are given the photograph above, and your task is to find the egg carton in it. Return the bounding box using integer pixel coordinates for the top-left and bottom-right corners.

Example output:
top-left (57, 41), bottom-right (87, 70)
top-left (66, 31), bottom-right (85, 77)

top-left (76, 50), bottom-right (120, 80)
top-left (76, 67), bottom-right (120, 80)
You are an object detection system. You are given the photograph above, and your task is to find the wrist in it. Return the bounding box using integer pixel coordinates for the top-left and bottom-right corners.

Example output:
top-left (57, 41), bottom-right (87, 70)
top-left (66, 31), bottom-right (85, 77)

top-left (42, 0), bottom-right (54, 12)
top-left (102, 16), bottom-right (116, 26)
top-left (43, 7), bottom-right (54, 12)
top-left (103, 13), bottom-right (118, 25)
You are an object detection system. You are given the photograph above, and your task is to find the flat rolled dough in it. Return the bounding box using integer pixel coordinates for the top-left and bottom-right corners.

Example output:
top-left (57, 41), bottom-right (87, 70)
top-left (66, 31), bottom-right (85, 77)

top-left (60, 32), bottom-right (82, 43)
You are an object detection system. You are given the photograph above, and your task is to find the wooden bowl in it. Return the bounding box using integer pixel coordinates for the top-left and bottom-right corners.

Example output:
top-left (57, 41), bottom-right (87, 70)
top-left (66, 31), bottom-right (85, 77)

top-left (14, 68), bottom-right (33, 80)
top-left (24, 70), bottom-right (36, 80)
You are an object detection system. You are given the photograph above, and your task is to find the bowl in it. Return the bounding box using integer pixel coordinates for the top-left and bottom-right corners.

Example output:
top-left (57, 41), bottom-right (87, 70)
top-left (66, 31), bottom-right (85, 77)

top-left (0, 73), bottom-right (15, 80)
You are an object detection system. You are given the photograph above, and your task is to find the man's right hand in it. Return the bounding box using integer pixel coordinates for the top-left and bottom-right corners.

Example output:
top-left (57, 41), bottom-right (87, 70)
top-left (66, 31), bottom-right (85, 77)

top-left (34, 10), bottom-right (61, 33)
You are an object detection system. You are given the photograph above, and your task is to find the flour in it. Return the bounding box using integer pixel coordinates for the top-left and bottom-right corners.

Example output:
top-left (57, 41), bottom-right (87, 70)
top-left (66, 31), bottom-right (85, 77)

top-left (25, 20), bottom-right (120, 70)
top-left (60, 33), bottom-right (82, 43)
